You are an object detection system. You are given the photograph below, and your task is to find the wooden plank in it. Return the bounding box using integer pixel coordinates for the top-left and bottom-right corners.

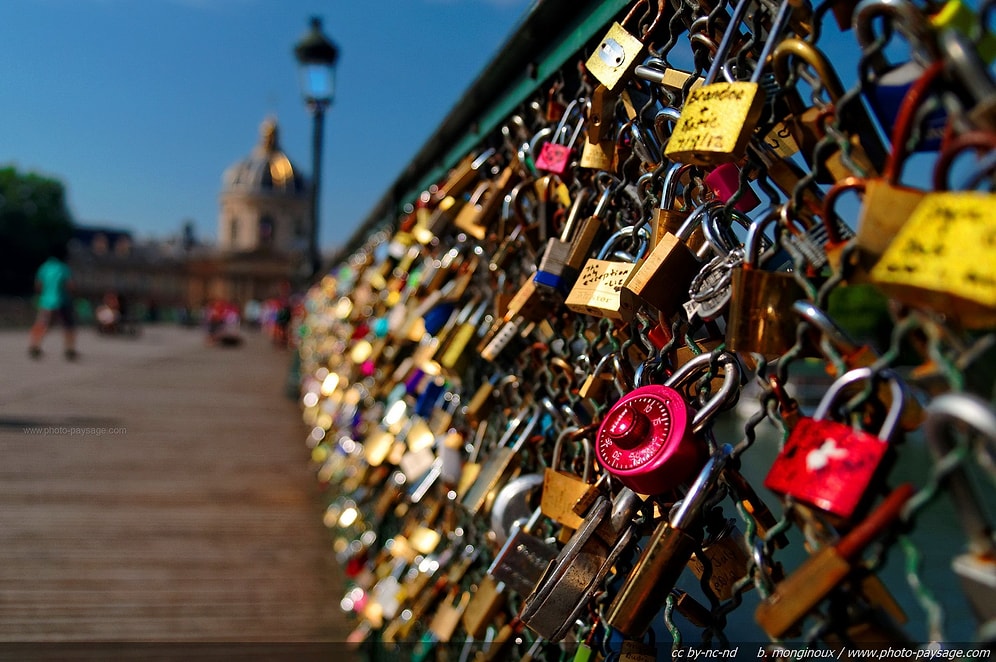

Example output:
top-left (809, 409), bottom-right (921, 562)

top-left (0, 327), bottom-right (359, 649)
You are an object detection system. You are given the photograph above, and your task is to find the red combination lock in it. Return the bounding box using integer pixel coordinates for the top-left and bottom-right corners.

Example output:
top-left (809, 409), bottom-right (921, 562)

top-left (595, 351), bottom-right (740, 495)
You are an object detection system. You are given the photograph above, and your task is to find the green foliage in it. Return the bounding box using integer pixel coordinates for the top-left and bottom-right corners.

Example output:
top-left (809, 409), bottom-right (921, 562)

top-left (0, 166), bottom-right (75, 294)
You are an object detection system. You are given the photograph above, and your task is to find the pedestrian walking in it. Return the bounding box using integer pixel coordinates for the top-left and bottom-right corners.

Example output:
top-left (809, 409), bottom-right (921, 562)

top-left (27, 245), bottom-right (77, 360)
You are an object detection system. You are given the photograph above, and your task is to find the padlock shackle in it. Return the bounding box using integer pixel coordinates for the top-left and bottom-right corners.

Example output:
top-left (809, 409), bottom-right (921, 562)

top-left (528, 126), bottom-right (554, 159)
top-left (666, 351), bottom-right (741, 433)
top-left (924, 393), bottom-right (996, 556)
top-left (743, 206), bottom-right (783, 268)
top-left (792, 300), bottom-right (861, 354)
top-left (771, 37), bottom-right (847, 101)
top-left (551, 426), bottom-right (595, 483)
top-left (932, 130), bottom-right (996, 192)
top-left (597, 224), bottom-right (650, 261)
top-left (813, 367), bottom-right (906, 441)
top-left (661, 163), bottom-right (695, 212)
top-left (490, 473), bottom-right (545, 545)
top-left (882, 60), bottom-right (945, 184)
top-left (853, 0), bottom-right (940, 68)
top-left (821, 176), bottom-right (866, 245)
top-left (704, 0), bottom-right (753, 85)
top-left (671, 444), bottom-right (733, 528)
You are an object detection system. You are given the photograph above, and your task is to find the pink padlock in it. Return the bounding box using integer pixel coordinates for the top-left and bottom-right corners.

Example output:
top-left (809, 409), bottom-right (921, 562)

top-left (703, 162), bottom-right (761, 213)
top-left (534, 99), bottom-right (585, 176)
top-left (595, 351), bottom-right (740, 494)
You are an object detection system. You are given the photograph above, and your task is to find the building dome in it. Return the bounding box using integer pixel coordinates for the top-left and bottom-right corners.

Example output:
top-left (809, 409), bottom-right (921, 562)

top-left (218, 117), bottom-right (311, 255)
top-left (222, 118), bottom-right (308, 196)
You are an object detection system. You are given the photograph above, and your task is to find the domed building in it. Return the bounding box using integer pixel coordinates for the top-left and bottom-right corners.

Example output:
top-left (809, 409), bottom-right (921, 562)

top-left (68, 117), bottom-right (315, 320)
top-left (218, 117), bottom-right (310, 254)
top-left (186, 117), bottom-right (313, 307)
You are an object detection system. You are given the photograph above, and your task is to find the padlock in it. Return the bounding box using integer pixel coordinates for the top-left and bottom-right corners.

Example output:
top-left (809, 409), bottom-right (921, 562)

top-left (487, 506), bottom-right (559, 598)
top-left (853, 0), bottom-right (946, 152)
top-left (703, 162), bottom-right (761, 213)
top-left (770, 37), bottom-right (886, 183)
top-left (623, 203), bottom-right (705, 319)
top-left (755, 483), bottom-right (915, 638)
top-left (580, 84), bottom-right (618, 170)
top-left (687, 517), bottom-right (753, 602)
top-left (649, 163), bottom-right (693, 249)
top-left (870, 137), bottom-right (996, 328)
top-left (438, 299), bottom-right (489, 371)
top-left (764, 366), bottom-right (906, 521)
top-left (585, 1), bottom-right (667, 92)
top-left (541, 427), bottom-right (597, 530)
top-left (519, 487), bottom-right (642, 641)
top-left (605, 445), bottom-right (733, 638)
top-left (565, 224), bottom-right (650, 321)
top-left (535, 99), bottom-right (585, 176)
top-left (490, 472), bottom-right (545, 546)
top-left (461, 574), bottom-right (507, 639)
top-left (682, 203), bottom-right (752, 322)
top-left (534, 187), bottom-right (600, 296)
top-left (852, 61), bottom-right (944, 272)
top-left (434, 147), bottom-right (497, 203)
top-left (479, 277), bottom-right (548, 361)
top-left (460, 406), bottom-right (541, 516)
top-left (792, 300), bottom-right (924, 432)
top-left (726, 207), bottom-right (811, 359)
top-left (923, 393), bottom-right (996, 626)
top-left (595, 351), bottom-right (740, 495)
top-left (664, 0), bottom-right (795, 164)
top-left (453, 162), bottom-right (520, 240)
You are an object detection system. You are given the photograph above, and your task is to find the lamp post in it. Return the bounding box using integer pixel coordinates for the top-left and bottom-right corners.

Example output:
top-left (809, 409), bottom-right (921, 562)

top-left (294, 16), bottom-right (339, 280)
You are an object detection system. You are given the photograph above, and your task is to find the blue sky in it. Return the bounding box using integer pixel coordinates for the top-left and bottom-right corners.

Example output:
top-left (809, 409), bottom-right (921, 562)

top-left (0, 0), bottom-right (533, 248)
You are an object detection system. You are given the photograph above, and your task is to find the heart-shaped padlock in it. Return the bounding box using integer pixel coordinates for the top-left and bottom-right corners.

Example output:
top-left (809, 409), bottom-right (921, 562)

top-left (595, 351), bottom-right (740, 495)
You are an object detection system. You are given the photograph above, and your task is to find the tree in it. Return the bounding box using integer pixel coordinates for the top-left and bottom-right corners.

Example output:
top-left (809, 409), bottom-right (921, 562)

top-left (0, 167), bottom-right (75, 295)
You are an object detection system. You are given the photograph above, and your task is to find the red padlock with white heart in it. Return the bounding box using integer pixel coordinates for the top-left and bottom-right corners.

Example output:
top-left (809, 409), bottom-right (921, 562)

top-left (764, 367), bottom-right (906, 521)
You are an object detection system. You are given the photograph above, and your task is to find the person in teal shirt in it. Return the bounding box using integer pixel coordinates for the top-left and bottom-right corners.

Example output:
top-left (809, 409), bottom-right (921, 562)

top-left (28, 245), bottom-right (77, 360)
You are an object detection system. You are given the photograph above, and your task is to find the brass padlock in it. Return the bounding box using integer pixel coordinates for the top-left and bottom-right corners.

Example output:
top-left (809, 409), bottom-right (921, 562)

top-left (460, 406), bottom-right (541, 516)
top-left (665, 0), bottom-right (794, 164)
top-left (687, 518), bottom-right (752, 602)
top-left (565, 224), bottom-right (650, 320)
top-left (755, 484), bottom-right (914, 639)
top-left (540, 427), bottom-right (597, 530)
top-left (585, 3), bottom-right (666, 92)
top-left (461, 574), bottom-right (507, 639)
top-left (623, 202), bottom-right (706, 318)
top-left (726, 208), bottom-right (811, 359)
top-left (606, 445), bottom-right (732, 638)
top-left (853, 63), bottom-right (944, 272)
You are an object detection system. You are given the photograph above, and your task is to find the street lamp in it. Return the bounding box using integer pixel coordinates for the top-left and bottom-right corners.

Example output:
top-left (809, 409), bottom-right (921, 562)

top-left (294, 16), bottom-right (339, 279)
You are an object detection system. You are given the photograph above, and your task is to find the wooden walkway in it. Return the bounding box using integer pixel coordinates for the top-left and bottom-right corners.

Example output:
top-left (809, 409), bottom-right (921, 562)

top-left (0, 324), bottom-right (357, 653)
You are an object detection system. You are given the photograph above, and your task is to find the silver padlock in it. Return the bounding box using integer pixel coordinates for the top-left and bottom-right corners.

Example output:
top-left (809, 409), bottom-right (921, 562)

top-left (490, 472), bottom-right (545, 546)
top-left (518, 486), bottom-right (642, 641)
top-left (924, 393), bottom-right (996, 627)
top-left (487, 507), bottom-right (559, 598)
